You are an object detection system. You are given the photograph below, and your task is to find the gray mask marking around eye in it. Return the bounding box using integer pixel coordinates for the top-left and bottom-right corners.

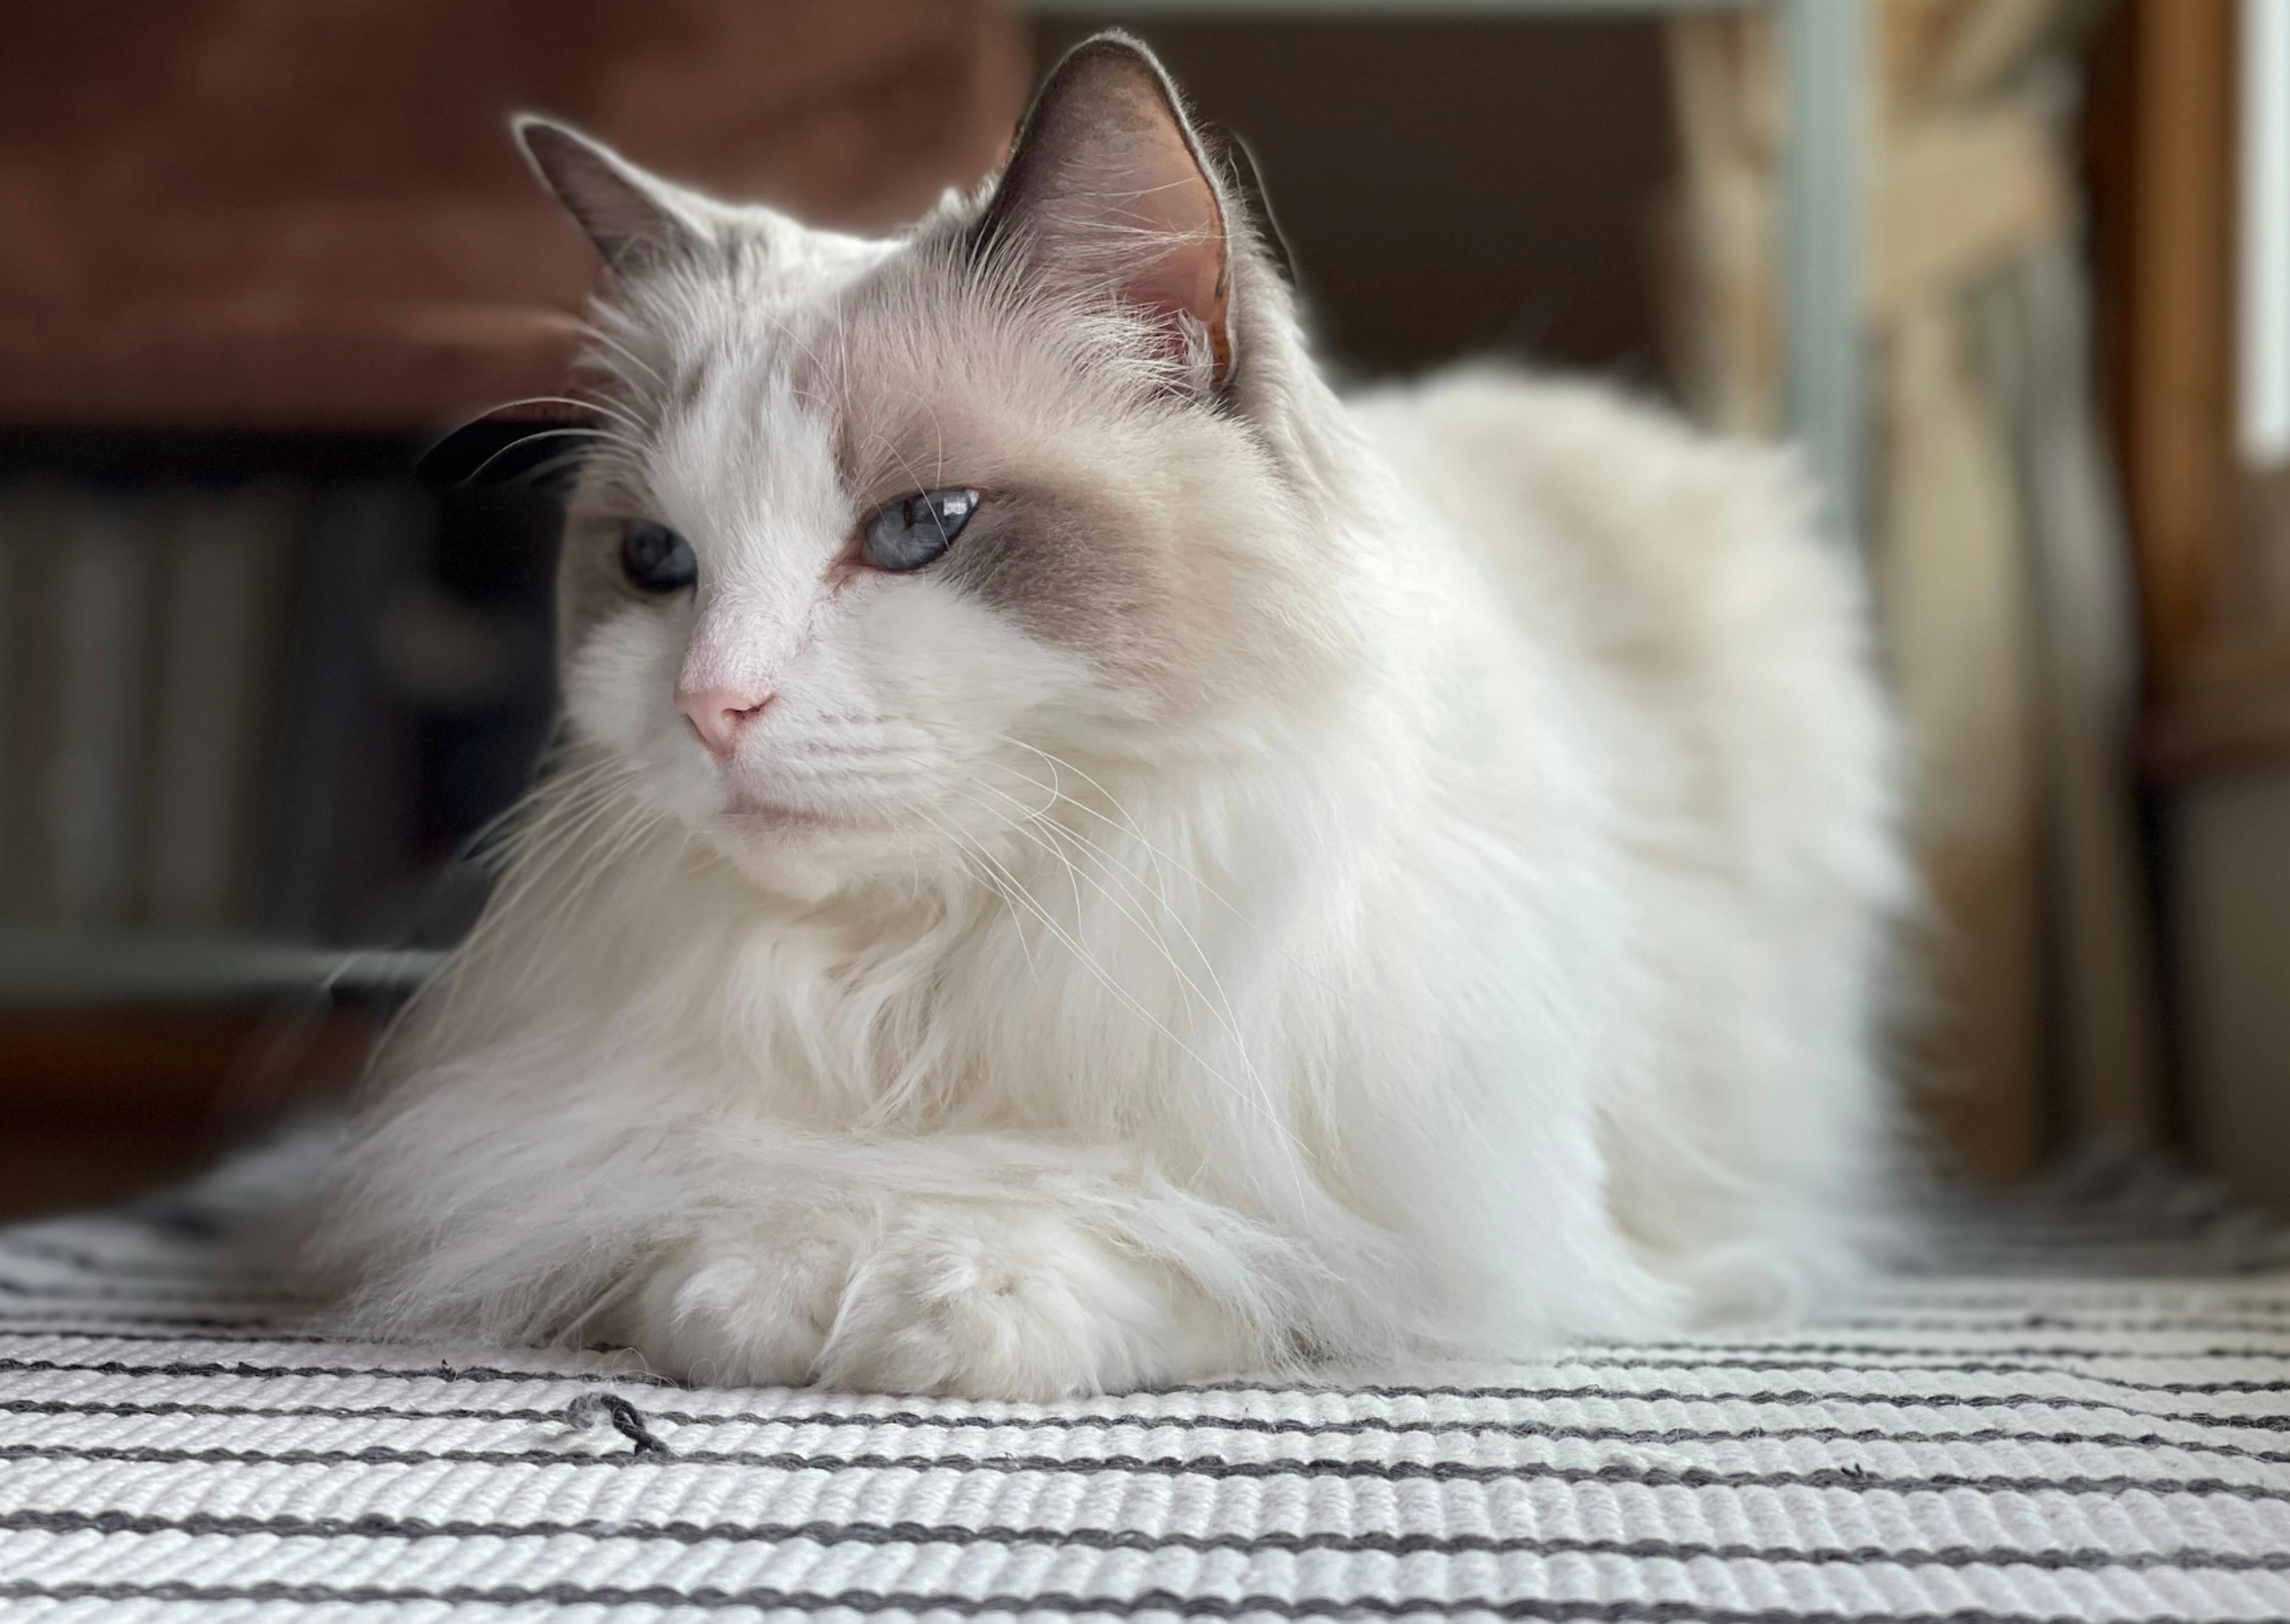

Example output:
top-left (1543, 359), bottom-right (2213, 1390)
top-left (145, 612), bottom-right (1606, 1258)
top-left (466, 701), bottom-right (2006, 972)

top-left (934, 487), bottom-right (1158, 662)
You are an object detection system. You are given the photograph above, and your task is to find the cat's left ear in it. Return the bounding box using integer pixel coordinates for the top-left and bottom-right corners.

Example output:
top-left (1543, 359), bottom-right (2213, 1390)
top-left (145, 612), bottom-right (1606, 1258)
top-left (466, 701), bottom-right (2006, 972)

top-left (972, 33), bottom-right (1237, 389)
top-left (515, 116), bottom-right (713, 272)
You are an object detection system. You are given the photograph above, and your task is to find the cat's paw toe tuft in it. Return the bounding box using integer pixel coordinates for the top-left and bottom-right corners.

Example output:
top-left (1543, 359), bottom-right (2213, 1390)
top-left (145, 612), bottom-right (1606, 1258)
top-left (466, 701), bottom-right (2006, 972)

top-left (816, 1204), bottom-right (1180, 1400)
top-left (627, 1212), bottom-right (856, 1387)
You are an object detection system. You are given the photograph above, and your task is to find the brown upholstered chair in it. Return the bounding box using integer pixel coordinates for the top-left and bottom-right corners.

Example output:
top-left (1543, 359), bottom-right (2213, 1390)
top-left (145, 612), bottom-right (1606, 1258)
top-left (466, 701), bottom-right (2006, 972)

top-left (0, 1), bottom-right (1028, 429)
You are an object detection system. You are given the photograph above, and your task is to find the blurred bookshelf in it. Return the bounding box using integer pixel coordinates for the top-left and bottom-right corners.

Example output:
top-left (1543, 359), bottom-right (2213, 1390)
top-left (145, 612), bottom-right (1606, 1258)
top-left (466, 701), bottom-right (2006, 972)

top-left (0, 430), bottom-right (548, 1220)
top-left (0, 455), bottom-right (563, 1006)
top-left (0, 224), bottom-right (588, 1021)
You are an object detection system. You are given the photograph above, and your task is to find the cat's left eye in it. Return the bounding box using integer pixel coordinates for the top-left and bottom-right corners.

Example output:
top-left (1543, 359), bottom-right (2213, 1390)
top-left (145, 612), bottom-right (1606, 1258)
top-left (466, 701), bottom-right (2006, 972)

top-left (862, 488), bottom-right (979, 572)
top-left (621, 520), bottom-right (697, 593)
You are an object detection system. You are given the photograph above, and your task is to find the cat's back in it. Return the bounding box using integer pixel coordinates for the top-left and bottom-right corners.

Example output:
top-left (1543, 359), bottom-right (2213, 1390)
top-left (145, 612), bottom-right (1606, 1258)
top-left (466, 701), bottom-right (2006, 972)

top-left (1348, 363), bottom-right (1841, 664)
top-left (1347, 362), bottom-right (1892, 890)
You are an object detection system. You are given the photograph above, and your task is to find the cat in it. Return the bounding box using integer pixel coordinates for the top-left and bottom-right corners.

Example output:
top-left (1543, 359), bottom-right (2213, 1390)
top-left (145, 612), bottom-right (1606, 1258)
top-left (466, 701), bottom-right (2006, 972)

top-left (310, 31), bottom-right (1908, 1400)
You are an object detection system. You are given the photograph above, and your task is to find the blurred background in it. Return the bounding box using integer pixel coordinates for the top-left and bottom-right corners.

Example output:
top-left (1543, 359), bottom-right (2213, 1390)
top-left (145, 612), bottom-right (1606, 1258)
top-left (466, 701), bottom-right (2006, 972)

top-left (0, 0), bottom-right (2283, 1221)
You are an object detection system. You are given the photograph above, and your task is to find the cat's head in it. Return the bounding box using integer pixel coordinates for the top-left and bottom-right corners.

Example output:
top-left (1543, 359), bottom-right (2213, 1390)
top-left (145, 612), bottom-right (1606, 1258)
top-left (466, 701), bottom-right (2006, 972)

top-left (522, 33), bottom-right (1362, 894)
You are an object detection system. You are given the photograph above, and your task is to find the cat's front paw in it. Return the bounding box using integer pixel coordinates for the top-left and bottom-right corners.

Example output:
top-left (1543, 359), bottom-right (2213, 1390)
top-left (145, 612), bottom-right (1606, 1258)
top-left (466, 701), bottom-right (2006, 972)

top-left (815, 1203), bottom-right (1190, 1400)
top-left (627, 1208), bottom-right (860, 1387)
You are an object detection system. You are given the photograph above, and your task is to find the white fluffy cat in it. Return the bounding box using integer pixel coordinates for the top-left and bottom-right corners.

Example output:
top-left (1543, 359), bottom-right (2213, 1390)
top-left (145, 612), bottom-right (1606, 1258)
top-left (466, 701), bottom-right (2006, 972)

top-left (312, 33), bottom-right (1907, 1399)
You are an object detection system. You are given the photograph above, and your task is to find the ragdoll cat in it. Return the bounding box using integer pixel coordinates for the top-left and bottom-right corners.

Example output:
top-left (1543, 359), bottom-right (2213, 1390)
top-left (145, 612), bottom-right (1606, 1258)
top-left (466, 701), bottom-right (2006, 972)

top-left (312, 32), bottom-right (1906, 1399)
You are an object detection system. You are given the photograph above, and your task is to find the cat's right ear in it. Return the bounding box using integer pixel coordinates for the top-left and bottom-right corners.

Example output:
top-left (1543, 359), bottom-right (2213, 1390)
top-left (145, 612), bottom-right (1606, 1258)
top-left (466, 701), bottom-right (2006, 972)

top-left (968, 34), bottom-right (1241, 391)
top-left (515, 117), bottom-right (710, 271)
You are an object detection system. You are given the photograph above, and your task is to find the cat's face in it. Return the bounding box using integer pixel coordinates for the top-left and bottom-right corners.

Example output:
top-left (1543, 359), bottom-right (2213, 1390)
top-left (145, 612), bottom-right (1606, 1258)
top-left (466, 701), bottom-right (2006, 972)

top-left (527, 37), bottom-right (1353, 891)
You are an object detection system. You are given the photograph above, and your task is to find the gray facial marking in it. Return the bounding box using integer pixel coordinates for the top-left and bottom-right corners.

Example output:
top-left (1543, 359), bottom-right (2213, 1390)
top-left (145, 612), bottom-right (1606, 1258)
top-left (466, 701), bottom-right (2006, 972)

top-left (933, 484), bottom-right (1161, 670)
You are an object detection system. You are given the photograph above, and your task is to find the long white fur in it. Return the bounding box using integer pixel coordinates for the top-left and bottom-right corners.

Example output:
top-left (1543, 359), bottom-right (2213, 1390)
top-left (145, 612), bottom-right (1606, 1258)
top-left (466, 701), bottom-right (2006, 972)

top-left (311, 42), bottom-right (1908, 1399)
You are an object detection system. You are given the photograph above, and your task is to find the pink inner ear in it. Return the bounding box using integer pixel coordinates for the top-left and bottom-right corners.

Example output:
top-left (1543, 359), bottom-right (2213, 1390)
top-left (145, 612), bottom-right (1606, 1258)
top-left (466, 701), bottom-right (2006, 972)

top-left (991, 42), bottom-right (1238, 387)
top-left (1095, 130), bottom-right (1231, 381)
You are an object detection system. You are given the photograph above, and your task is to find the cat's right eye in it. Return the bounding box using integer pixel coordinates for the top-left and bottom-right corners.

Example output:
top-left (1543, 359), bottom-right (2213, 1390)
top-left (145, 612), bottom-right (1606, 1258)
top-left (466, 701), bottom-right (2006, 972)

top-left (621, 520), bottom-right (697, 593)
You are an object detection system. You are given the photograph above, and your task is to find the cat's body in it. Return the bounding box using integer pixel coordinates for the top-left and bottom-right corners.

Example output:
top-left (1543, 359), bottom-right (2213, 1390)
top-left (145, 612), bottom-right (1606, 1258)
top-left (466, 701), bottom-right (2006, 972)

top-left (313, 36), bottom-right (1905, 1398)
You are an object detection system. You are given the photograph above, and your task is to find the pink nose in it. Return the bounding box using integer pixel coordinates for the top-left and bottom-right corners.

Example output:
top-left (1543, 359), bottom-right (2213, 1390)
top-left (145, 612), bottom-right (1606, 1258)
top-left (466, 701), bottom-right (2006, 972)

top-left (676, 685), bottom-right (773, 759)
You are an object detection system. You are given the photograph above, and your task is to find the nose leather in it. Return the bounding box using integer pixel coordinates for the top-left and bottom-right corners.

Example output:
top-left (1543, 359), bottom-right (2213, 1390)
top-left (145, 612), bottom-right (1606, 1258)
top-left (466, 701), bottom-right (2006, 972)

top-left (676, 684), bottom-right (773, 758)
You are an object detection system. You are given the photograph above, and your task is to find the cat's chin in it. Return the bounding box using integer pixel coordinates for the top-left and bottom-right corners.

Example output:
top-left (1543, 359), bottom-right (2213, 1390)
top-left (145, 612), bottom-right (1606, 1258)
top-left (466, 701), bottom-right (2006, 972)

top-left (718, 796), bottom-right (840, 833)
top-left (698, 801), bottom-right (925, 904)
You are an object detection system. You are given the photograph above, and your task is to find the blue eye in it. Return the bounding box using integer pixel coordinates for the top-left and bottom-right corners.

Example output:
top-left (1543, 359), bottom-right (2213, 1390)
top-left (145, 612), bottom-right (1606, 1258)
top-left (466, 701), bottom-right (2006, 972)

top-left (621, 520), bottom-right (696, 592)
top-left (862, 488), bottom-right (979, 572)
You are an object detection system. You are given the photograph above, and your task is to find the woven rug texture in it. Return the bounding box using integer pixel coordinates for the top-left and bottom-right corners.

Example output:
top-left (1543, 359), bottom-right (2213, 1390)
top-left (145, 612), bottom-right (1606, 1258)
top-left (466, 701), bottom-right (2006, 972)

top-left (2, 1147), bottom-right (2288, 1622)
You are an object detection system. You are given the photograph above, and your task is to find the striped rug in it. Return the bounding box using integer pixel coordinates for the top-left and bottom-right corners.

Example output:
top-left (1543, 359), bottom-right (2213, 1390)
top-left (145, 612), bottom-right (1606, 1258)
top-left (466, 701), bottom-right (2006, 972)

top-left (3, 1147), bottom-right (2288, 1622)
